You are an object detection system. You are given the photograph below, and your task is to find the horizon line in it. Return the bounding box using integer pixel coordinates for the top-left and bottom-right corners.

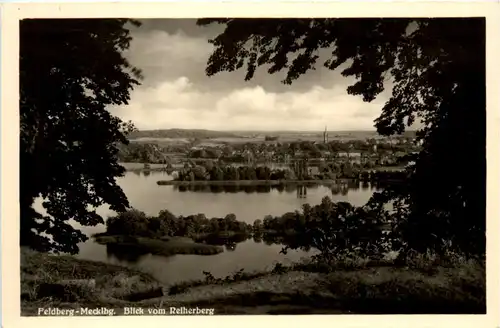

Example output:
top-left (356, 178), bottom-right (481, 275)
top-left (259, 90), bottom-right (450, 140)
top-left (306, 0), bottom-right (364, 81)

top-left (133, 128), bottom-right (418, 133)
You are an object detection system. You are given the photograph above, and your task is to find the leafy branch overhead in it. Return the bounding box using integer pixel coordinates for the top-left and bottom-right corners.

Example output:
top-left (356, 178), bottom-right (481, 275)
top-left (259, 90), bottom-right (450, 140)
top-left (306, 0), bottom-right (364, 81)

top-left (198, 18), bottom-right (485, 255)
top-left (198, 18), bottom-right (482, 137)
top-left (20, 19), bottom-right (144, 253)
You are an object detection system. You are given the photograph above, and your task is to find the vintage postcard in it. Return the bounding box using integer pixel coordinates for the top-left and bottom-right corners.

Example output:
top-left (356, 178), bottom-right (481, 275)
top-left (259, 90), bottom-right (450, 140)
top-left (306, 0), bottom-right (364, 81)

top-left (1, 2), bottom-right (499, 328)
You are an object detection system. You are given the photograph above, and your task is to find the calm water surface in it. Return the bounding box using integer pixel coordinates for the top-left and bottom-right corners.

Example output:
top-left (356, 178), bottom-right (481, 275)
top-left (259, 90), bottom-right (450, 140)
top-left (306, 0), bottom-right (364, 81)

top-left (36, 170), bottom-right (376, 284)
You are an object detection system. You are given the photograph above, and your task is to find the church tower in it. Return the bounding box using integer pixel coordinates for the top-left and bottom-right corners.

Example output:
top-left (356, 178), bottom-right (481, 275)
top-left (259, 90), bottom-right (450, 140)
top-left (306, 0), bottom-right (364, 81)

top-left (323, 126), bottom-right (329, 144)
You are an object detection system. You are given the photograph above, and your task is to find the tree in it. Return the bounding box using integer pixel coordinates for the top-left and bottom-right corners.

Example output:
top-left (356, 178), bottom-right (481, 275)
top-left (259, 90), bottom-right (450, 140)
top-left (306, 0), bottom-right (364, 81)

top-left (20, 19), bottom-right (143, 254)
top-left (253, 219), bottom-right (263, 232)
top-left (192, 165), bottom-right (207, 180)
top-left (263, 215), bottom-right (274, 230)
top-left (198, 18), bottom-right (485, 255)
top-left (158, 209), bottom-right (178, 236)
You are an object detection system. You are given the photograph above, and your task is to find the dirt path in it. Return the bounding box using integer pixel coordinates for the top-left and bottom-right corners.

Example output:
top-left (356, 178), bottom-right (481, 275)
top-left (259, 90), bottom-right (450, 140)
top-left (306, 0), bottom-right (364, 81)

top-left (139, 271), bottom-right (324, 299)
top-left (130, 271), bottom-right (353, 314)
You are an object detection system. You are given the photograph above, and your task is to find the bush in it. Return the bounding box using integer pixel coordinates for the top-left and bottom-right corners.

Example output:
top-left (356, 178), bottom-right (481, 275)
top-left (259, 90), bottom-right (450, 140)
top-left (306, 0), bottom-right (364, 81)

top-left (106, 209), bottom-right (174, 238)
top-left (263, 196), bottom-right (393, 261)
top-left (106, 209), bottom-right (151, 237)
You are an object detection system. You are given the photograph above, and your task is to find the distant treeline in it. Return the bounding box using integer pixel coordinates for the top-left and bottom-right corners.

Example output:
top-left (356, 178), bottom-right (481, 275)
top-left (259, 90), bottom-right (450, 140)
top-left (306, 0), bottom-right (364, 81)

top-left (128, 129), bottom-right (239, 140)
top-left (176, 164), bottom-right (293, 181)
top-left (175, 162), bottom-right (407, 182)
top-left (127, 128), bottom-right (416, 141)
top-left (116, 138), bottom-right (420, 165)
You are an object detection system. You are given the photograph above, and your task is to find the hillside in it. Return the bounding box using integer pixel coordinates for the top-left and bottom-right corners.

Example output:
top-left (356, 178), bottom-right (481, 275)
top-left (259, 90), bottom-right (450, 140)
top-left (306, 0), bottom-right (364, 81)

top-left (128, 129), bottom-right (240, 140)
top-left (128, 129), bottom-right (417, 141)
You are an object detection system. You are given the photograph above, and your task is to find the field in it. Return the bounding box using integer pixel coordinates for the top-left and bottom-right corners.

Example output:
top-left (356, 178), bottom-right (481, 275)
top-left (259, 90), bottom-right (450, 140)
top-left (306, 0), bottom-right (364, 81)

top-left (127, 129), bottom-right (417, 146)
top-left (132, 137), bottom-right (190, 145)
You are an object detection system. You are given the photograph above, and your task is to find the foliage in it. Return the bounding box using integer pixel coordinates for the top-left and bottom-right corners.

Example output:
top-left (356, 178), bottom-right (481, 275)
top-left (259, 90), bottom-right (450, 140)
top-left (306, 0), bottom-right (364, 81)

top-left (198, 18), bottom-right (486, 256)
top-left (116, 142), bottom-right (170, 164)
top-left (189, 148), bottom-right (223, 159)
top-left (106, 209), bottom-right (153, 238)
top-left (104, 209), bottom-right (252, 241)
top-left (176, 164), bottom-right (292, 181)
top-left (117, 136), bottom-right (416, 171)
top-left (259, 196), bottom-right (393, 259)
top-left (105, 194), bottom-right (393, 261)
top-left (20, 19), bottom-right (143, 253)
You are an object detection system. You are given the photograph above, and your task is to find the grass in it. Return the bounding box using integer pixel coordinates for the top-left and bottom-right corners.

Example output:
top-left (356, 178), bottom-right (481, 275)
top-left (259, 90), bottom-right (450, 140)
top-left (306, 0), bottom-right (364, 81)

top-left (20, 247), bottom-right (485, 315)
top-left (167, 269), bottom-right (271, 296)
top-left (20, 247), bottom-right (162, 315)
top-left (93, 235), bottom-right (224, 256)
top-left (157, 251), bottom-right (485, 314)
top-left (316, 266), bottom-right (485, 314)
top-left (172, 255), bottom-right (485, 314)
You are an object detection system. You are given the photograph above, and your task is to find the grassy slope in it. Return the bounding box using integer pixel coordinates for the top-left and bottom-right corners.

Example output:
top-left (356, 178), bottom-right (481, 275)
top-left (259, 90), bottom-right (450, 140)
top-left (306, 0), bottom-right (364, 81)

top-left (20, 247), bottom-right (162, 315)
top-left (21, 248), bottom-right (485, 315)
top-left (170, 267), bottom-right (485, 314)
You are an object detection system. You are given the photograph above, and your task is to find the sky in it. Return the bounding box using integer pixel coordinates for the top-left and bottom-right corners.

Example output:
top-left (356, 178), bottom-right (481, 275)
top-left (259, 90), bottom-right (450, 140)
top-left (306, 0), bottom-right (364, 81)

top-left (109, 19), bottom-right (393, 132)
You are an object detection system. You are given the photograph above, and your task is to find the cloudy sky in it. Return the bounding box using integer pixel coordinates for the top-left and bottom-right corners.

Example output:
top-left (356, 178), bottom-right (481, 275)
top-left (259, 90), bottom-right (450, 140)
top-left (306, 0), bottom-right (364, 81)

top-left (109, 19), bottom-right (392, 132)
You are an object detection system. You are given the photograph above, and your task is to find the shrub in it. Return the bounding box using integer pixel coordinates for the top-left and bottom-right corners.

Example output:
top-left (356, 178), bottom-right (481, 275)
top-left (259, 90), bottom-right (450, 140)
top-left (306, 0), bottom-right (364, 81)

top-left (106, 209), bottom-right (151, 237)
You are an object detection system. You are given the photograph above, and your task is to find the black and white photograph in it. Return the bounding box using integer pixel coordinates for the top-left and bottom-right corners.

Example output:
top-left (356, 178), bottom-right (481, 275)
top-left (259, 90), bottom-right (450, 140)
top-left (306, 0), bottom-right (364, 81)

top-left (2, 2), bottom-right (498, 322)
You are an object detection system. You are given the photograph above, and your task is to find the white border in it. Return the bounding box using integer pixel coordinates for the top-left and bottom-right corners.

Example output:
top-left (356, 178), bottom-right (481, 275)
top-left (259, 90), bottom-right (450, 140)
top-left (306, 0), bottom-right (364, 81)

top-left (1, 2), bottom-right (499, 328)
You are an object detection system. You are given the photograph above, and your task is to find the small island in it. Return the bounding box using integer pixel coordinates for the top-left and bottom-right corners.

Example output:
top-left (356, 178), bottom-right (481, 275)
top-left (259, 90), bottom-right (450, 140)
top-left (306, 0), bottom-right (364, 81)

top-left (92, 210), bottom-right (226, 257)
top-left (92, 196), bottom-right (393, 259)
top-left (157, 162), bottom-right (407, 187)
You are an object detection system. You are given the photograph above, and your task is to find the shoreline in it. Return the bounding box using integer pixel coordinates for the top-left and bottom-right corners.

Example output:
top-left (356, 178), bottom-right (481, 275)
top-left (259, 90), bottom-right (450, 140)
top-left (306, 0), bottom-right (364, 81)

top-left (157, 179), bottom-right (339, 186)
top-left (155, 179), bottom-right (401, 186)
top-left (119, 162), bottom-right (406, 172)
top-left (92, 234), bottom-right (224, 256)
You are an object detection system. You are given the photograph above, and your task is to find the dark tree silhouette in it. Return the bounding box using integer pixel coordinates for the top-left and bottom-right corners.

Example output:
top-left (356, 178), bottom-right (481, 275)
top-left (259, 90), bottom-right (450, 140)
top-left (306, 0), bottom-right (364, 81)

top-left (198, 18), bottom-right (485, 255)
top-left (20, 19), bottom-right (142, 254)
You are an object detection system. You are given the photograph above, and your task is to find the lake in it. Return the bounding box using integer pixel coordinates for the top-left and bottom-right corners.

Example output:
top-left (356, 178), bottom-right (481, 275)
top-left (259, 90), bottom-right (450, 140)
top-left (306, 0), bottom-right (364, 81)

top-left (34, 170), bottom-right (377, 285)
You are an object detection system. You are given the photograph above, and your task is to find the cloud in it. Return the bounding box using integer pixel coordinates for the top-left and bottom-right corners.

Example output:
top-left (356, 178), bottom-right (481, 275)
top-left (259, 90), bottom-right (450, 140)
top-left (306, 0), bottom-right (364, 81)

top-left (110, 76), bottom-right (386, 131)
top-left (123, 29), bottom-right (214, 88)
top-left (110, 20), bottom-right (393, 131)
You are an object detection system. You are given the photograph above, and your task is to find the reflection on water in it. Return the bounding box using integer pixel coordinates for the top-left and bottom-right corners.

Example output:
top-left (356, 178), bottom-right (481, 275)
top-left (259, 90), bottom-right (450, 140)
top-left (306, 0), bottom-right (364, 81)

top-left (106, 243), bottom-right (149, 264)
top-left (103, 232), bottom-right (312, 265)
top-left (297, 185), bottom-right (307, 198)
top-left (35, 170), bottom-right (378, 284)
top-left (173, 181), bottom-right (379, 198)
top-left (198, 233), bottom-right (249, 246)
